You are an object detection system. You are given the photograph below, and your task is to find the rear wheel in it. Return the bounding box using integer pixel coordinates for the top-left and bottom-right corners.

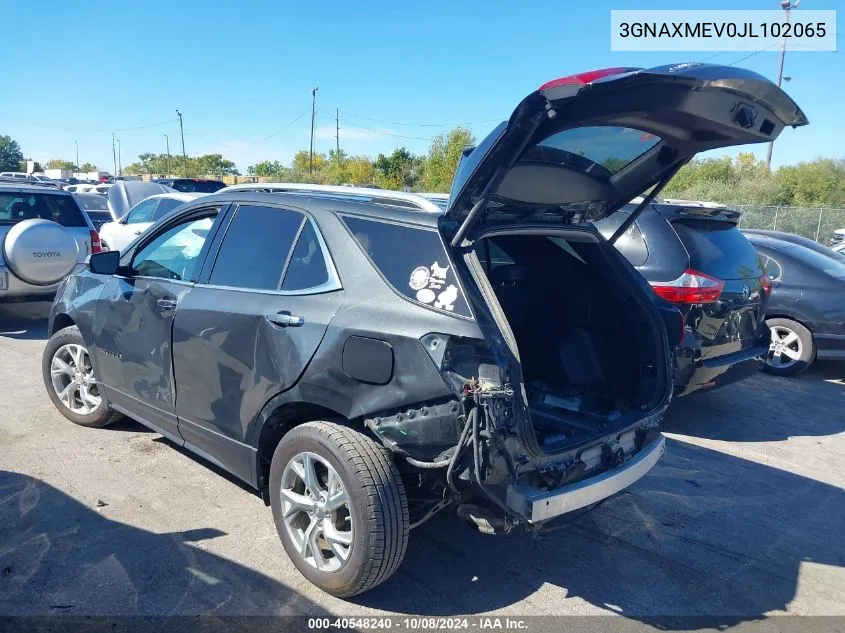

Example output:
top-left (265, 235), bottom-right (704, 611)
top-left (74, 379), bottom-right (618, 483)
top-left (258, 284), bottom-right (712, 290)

top-left (269, 421), bottom-right (409, 597)
top-left (764, 318), bottom-right (815, 377)
top-left (42, 326), bottom-right (122, 427)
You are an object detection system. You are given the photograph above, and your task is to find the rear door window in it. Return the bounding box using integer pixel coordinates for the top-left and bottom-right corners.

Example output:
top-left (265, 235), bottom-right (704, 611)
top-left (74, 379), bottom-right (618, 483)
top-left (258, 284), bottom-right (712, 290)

top-left (672, 220), bottom-right (764, 280)
top-left (0, 193), bottom-right (87, 227)
top-left (126, 198), bottom-right (158, 224)
top-left (153, 197), bottom-right (185, 221)
top-left (341, 215), bottom-right (471, 318)
top-left (208, 204), bottom-right (303, 290)
top-left (281, 220), bottom-right (330, 291)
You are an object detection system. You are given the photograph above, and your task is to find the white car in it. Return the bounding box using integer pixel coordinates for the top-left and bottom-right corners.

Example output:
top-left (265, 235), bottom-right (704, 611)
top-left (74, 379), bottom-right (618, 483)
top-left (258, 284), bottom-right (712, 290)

top-left (98, 191), bottom-right (204, 252)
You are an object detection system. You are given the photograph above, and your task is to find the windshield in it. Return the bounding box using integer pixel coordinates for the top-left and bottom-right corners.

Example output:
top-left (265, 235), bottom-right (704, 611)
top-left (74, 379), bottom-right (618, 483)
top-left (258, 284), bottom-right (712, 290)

top-left (0, 192), bottom-right (87, 227)
top-left (74, 194), bottom-right (109, 210)
top-left (171, 180), bottom-right (225, 193)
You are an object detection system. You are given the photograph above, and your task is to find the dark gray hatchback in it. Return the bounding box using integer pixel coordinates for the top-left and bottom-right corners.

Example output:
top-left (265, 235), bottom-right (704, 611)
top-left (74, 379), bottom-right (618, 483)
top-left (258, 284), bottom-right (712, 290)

top-left (42, 63), bottom-right (805, 597)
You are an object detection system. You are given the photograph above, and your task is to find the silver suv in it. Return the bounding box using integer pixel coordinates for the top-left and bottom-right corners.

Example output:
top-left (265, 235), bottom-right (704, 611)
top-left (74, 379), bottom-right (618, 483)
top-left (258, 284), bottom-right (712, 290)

top-left (0, 182), bottom-right (99, 302)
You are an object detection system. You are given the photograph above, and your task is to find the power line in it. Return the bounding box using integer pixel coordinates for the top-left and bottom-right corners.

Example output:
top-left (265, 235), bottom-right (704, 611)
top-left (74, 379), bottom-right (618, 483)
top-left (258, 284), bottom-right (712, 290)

top-left (341, 110), bottom-right (499, 128)
top-left (190, 109), bottom-right (310, 149)
top-left (339, 119), bottom-right (436, 141)
top-left (0, 114), bottom-right (177, 133)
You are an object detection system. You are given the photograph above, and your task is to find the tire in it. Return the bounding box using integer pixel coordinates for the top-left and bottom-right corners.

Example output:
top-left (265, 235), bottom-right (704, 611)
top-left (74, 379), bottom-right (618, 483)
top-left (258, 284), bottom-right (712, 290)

top-left (763, 318), bottom-right (815, 377)
top-left (42, 325), bottom-right (123, 428)
top-left (269, 421), bottom-right (409, 597)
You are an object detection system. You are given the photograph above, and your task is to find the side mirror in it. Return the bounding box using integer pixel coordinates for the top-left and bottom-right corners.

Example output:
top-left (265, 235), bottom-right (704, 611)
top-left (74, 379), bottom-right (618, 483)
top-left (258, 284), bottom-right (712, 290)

top-left (89, 250), bottom-right (120, 275)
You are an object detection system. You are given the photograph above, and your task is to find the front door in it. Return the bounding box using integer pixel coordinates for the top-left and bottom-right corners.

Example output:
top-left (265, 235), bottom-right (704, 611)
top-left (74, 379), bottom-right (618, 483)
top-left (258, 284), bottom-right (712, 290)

top-left (93, 210), bottom-right (219, 442)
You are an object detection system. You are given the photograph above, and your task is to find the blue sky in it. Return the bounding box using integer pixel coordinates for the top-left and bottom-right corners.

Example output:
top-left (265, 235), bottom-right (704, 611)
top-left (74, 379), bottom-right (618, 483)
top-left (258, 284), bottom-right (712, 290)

top-left (1, 0), bottom-right (841, 173)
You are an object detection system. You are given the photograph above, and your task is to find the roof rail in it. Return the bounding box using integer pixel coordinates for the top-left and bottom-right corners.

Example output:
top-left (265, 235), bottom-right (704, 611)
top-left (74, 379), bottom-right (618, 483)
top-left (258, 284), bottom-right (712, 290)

top-left (0, 177), bottom-right (64, 189)
top-left (217, 182), bottom-right (443, 213)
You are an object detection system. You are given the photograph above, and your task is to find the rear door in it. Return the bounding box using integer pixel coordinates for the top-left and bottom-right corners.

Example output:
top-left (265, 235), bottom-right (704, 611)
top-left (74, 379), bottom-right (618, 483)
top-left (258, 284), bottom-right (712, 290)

top-left (441, 63), bottom-right (807, 246)
top-left (171, 203), bottom-right (343, 482)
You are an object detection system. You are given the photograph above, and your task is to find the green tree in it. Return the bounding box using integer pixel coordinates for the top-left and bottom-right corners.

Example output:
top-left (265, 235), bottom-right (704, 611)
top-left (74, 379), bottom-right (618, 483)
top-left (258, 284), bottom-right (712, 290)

top-left (79, 162), bottom-right (98, 172)
top-left (46, 159), bottom-right (76, 170)
top-left (374, 147), bottom-right (421, 190)
top-left (292, 150), bottom-right (327, 175)
top-left (0, 134), bottom-right (24, 171)
top-left (420, 127), bottom-right (475, 192)
top-left (248, 160), bottom-right (286, 177)
top-left (776, 158), bottom-right (845, 207)
top-left (194, 154), bottom-right (239, 177)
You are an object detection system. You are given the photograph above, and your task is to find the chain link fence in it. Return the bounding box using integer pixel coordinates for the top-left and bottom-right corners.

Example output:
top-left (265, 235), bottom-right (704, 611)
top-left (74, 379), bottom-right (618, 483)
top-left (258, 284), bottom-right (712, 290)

top-left (735, 206), bottom-right (845, 245)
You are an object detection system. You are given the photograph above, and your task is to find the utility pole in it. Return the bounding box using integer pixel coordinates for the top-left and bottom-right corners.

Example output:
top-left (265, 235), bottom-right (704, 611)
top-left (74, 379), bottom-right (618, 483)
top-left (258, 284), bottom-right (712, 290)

top-left (309, 87), bottom-right (319, 174)
top-left (111, 133), bottom-right (117, 177)
top-left (766, 0), bottom-right (799, 171)
top-left (165, 134), bottom-right (171, 177)
top-left (117, 139), bottom-right (122, 177)
top-left (176, 109), bottom-right (188, 176)
top-left (336, 107), bottom-right (340, 163)
top-left (74, 140), bottom-right (79, 176)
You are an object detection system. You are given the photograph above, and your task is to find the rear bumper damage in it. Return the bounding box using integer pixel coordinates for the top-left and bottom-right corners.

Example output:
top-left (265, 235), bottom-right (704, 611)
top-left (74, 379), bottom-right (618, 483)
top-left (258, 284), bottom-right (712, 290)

top-left (506, 435), bottom-right (665, 522)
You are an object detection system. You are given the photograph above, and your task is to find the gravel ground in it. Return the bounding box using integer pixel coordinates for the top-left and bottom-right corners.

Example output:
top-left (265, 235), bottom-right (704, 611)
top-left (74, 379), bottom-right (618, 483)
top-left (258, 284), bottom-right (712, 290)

top-left (1, 302), bottom-right (843, 626)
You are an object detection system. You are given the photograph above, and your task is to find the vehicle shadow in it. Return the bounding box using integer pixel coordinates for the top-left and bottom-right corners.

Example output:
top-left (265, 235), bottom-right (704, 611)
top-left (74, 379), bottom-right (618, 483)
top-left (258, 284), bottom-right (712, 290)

top-left (0, 470), bottom-right (329, 616)
top-left (353, 436), bottom-right (844, 622)
top-left (662, 369), bottom-right (845, 442)
top-left (0, 303), bottom-right (50, 341)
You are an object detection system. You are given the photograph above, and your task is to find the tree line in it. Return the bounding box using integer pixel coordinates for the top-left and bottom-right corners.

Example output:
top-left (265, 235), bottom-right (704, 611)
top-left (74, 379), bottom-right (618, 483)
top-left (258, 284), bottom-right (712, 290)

top-left (246, 127), bottom-right (475, 192)
top-left (2, 130), bottom-right (842, 207)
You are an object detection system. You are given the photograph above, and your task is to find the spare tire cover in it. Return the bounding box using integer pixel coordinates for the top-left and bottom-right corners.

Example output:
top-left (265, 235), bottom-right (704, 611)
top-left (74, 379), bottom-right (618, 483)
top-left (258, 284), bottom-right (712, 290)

top-left (2, 219), bottom-right (79, 285)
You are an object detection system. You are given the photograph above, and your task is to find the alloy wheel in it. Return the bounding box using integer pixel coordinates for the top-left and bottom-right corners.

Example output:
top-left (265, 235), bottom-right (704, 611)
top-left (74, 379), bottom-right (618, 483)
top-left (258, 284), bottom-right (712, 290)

top-left (768, 325), bottom-right (803, 370)
top-left (280, 451), bottom-right (353, 572)
top-left (50, 343), bottom-right (102, 415)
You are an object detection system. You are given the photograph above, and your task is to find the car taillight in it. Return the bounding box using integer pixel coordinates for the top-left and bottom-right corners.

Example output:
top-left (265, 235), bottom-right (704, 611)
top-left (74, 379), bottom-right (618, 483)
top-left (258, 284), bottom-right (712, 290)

top-left (90, 229), bottom-right (102, 254)
top-left (760, 272), bottom-right (772, 297)
top-left (650, 269), bottom-right (725, 305)
top-left (539, 67), bottom-right (639, 91)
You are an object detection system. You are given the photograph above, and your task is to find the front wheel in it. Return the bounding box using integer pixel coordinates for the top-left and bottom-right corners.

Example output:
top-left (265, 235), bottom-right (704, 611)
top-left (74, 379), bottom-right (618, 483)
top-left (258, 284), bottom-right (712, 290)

top-left (42, 325), bottom-right (122, 427)
top-left (269, 422), bottom-right (409, 597)
top-left (763, 318), bottom-right (815, 377)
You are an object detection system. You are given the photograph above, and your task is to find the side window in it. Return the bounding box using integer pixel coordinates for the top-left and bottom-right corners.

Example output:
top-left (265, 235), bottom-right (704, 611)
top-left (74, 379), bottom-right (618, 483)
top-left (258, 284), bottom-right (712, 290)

top-left (208, 204), bottom-right (303, 290)
top-left (132, 211), bottom-right (218, 280)
top-left (152, 197), bottom-right (184, 221)
top-left (126, 198), bottom-right (158, 224)
top-left (591, 211), bottom-right (649, 267)
top-left (341, 215), bottom-right (471, 318)
top-left (763, 255), bottom-right (783, 281)
top-left (281, 220), bottom-right (330, 291)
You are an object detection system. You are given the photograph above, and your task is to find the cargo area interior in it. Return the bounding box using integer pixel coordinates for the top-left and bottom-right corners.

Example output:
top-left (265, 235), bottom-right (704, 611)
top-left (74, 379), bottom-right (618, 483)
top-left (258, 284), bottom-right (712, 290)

top-left (476, 230), bottom-right (664, 451)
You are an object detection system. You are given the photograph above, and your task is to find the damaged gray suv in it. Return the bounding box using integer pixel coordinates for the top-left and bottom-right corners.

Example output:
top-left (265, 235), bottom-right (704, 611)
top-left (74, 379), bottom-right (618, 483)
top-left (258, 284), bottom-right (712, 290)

top-left (43, 63), bottom-right (805, 597)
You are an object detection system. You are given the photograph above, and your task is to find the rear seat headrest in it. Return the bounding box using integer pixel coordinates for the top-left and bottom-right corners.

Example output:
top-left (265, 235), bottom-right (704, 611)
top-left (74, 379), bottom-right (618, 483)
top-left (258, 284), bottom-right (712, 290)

top-left (489, 264), bottom-right (531, 287)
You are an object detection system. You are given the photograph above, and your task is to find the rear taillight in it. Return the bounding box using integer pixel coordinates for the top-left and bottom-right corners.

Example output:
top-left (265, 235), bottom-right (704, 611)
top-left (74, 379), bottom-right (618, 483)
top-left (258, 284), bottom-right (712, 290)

top-left (90, 230), bottom-right (102, 254)
top-left (650, 269), bottom-right (725, 305)
top-left (760, 273), bottom-right (772, 297)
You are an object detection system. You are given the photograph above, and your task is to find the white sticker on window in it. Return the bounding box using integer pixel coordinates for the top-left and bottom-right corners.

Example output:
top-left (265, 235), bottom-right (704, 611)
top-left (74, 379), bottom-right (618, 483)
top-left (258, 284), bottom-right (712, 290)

top-left (409, 266), bottom-right (430, 291)
top-left (416, 288), bottom-right (436, 303)
top-left (408, 263), bottom-right (461, 311)
top-left (434, 285), bottom-right (458, 311)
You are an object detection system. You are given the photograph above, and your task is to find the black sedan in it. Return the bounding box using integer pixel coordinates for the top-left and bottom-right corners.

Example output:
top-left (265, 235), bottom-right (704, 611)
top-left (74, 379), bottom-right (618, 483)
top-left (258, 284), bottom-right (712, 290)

top-left (746, 233), bottom-right (845, 375)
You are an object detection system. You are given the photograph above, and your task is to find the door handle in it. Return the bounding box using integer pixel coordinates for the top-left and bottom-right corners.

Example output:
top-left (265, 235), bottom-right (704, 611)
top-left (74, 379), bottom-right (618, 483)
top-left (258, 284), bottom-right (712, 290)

top-left (157, 298), bottom-right (178, 310)
top-left (134, 230), bottom-right (143, 235)
top-left (265, 311), bottom-right (304, 327)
